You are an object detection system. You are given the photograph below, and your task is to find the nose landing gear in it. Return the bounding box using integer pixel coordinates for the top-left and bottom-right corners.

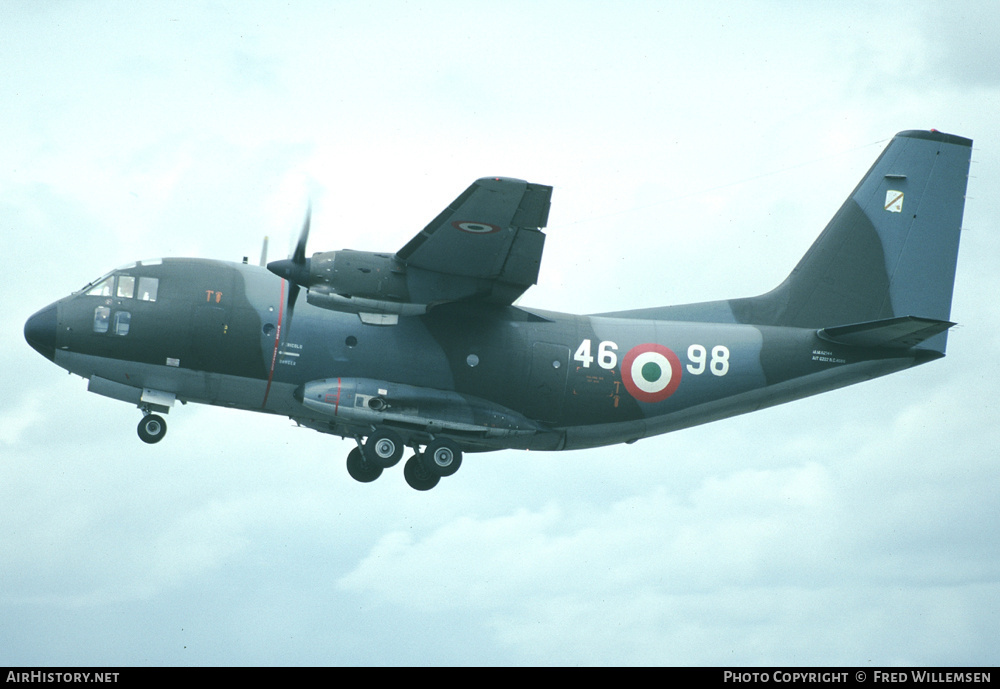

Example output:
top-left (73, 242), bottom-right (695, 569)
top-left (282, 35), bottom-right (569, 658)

top-left (137, 414), bottom-right (167, 444)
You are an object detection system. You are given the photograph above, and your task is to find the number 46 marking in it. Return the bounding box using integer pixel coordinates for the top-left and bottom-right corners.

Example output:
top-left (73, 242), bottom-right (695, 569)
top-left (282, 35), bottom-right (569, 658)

top-left (573, 339), bottom-right (618, 369)
top-left (573, 339), bottom-right (730, 377)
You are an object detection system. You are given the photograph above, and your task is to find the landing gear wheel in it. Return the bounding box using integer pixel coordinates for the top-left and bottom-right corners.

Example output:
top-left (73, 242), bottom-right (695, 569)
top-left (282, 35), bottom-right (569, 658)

top-left (364, 429), bottom-right (404, 468)
top-left (137, 414), bottom-right (167, 444)
top-left (404, 454), bottom-right (441, 491)
top-left (420, 438), bottom-right (463, 477)
top-left (346, 447), bottom-right (383, 483)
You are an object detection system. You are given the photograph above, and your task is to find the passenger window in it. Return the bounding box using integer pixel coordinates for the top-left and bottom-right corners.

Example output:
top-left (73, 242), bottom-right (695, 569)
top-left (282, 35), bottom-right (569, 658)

top-left (138, 277), bottom-right (159, 302)
top-left (87, 278), bottom-right (113, 297)
top-left (114, 311), bottom-right (131, 336)
top-left (117, 276), bottom-right (135, 299)
top-left (94, 306), bottom-right (110, 333)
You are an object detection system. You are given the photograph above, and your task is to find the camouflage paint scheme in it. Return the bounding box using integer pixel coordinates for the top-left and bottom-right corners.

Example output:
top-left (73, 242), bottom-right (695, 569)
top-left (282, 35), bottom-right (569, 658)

top-left (24, 130), bottom-right (972, 489)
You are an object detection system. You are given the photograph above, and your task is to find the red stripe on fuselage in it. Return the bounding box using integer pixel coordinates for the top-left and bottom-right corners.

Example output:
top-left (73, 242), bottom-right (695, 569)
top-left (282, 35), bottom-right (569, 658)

top-left (261, 279), bottom-right (285, 408)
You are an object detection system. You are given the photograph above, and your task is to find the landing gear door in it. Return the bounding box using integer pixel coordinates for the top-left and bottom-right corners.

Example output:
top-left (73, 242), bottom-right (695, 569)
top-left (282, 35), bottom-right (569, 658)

top-left (524, 342), bottom-right (570, 425)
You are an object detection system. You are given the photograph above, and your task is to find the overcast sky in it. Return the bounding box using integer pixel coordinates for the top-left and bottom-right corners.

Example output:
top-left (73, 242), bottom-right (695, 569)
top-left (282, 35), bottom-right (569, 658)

top-left (2, 0), bottom-right (998, 666)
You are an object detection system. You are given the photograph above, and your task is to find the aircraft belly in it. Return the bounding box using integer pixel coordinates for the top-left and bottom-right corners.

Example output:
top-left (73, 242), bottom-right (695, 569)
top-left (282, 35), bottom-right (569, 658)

top-left (57, 351), bottom-right (275, 412)
top-left (560, 356), bottom-right (923, 451)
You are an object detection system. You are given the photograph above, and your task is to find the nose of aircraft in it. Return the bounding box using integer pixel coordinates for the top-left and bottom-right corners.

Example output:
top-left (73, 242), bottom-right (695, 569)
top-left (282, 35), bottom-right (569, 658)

top-left (24, 304), bottom-right (58, 361)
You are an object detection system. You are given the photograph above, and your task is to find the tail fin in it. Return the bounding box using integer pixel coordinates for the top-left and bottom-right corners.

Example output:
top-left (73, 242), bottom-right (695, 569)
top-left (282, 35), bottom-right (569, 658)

top-left (733, 129), bottom-right (972, 353)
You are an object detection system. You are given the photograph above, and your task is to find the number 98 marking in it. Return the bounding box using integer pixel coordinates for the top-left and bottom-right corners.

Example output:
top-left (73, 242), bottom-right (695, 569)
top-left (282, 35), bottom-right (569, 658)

top-left (686, 344), bottom-right (730, 376)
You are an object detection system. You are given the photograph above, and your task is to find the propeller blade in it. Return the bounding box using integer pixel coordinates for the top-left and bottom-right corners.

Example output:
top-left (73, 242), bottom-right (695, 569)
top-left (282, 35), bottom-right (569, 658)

top-left (292, 204), bottom-right (310, 265)
top-left (267, 206), bottom-right (312, 345)
top-left (283, 282), bottom-right (300, 343)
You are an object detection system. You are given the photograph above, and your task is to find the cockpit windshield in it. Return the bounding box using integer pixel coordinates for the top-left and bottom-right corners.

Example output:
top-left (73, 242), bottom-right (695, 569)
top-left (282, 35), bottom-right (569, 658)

top-left (85, 277), bottom-right (112, 297)
top-left (78, 260), bottom-right (162, 301)
top-left (81, 272), bottom-right (159, 302)
top-left (79, 272), bottom-right (114, 296)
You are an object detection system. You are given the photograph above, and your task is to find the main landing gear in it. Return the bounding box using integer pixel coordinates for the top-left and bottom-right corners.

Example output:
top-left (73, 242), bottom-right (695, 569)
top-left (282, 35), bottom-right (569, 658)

top-left (345, 430), bottom-right (463, 491)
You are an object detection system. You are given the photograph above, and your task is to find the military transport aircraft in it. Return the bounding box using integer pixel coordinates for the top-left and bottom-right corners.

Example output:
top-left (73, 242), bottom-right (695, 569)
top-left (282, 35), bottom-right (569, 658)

top-left (24, 130), bottom-right (972, 490)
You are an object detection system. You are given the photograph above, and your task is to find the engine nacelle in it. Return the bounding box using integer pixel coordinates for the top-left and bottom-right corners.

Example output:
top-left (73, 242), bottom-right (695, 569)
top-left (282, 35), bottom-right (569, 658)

top-left (271, 246), bottom-right (510, 324)
top-left (297, 377), bottom-right (542, 438)
top-left (305, 289), bottom-right (428, 322)
top-left (308, 250), bottom-right (409, 301)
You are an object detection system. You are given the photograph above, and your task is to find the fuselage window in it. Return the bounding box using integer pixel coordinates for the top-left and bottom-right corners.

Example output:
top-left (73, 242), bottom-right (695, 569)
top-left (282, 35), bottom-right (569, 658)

top-left (138, 277), bottom-right (159, 302)
top-left (117, 276), bottom-right (135, 299)
top-left (86, 278), bottom-right (113, 297)
top-left (94, 306), bottom-right (110, 333)
top-left (113, 311), bottom-right (131, 336)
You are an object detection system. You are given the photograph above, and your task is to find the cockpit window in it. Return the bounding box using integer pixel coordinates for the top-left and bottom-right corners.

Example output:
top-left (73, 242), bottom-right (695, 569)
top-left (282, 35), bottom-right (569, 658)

top-left (113, 311), bottom-right (131, 336)
top-left (86, 277), bottom-right (114, 297)
top-left (137, 277), bottom-right (158, 302)
top-left (82, 274), bottom-right (158, 302)
top-left (117, 276), bottom-right (135, 299)
top-left (93, 306), bottom-right (110, 333)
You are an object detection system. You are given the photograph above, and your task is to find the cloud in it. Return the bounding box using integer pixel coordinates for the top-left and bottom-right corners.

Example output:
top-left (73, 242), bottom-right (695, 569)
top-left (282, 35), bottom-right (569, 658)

top-left (0, 392), bottom-right (44, 447)
top-left (335, 426), bottom-right (998, 664)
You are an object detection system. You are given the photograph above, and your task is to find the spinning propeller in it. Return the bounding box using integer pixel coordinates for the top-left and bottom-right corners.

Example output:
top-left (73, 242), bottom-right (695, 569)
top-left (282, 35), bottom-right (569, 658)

top-left (266, 206), bottom-right (312, 339)
top-left (263, 205), bottom-right (427, 326)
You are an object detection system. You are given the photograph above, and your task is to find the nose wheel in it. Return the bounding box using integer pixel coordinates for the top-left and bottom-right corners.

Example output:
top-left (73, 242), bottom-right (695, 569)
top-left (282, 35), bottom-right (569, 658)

top-left (137, 414), bottom-right (167, 444)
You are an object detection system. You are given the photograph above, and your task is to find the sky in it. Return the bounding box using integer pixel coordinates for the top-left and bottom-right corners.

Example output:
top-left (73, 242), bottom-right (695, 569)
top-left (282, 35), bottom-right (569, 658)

top-left (1, 0), bottom-right (998, 666)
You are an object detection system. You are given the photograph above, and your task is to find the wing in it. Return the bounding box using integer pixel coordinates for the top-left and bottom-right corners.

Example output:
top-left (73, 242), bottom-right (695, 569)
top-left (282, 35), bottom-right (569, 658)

top-left (396, 177), bottom-right (552, 305)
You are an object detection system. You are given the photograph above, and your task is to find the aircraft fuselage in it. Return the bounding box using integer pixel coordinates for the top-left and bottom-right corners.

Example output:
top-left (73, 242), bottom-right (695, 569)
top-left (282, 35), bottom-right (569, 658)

top-left (28, 256), bottom-right (931, 454)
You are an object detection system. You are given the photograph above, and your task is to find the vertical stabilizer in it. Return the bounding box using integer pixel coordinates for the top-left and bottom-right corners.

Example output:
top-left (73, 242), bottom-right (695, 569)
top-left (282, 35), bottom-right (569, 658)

top-left (732, 130), bottom-right (972, 352)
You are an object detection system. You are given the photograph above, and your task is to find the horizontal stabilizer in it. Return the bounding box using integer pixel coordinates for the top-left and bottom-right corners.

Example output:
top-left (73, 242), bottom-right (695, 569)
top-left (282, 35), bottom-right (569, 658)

top-left (818, 316), bottom-right (954, 349)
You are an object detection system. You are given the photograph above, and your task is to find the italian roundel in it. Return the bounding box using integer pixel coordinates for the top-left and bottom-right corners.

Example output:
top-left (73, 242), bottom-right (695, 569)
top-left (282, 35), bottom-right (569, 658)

top-left (452, 220), bottom-right (501, 234)
top-left (621, 343), bottom-right (683, 403)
